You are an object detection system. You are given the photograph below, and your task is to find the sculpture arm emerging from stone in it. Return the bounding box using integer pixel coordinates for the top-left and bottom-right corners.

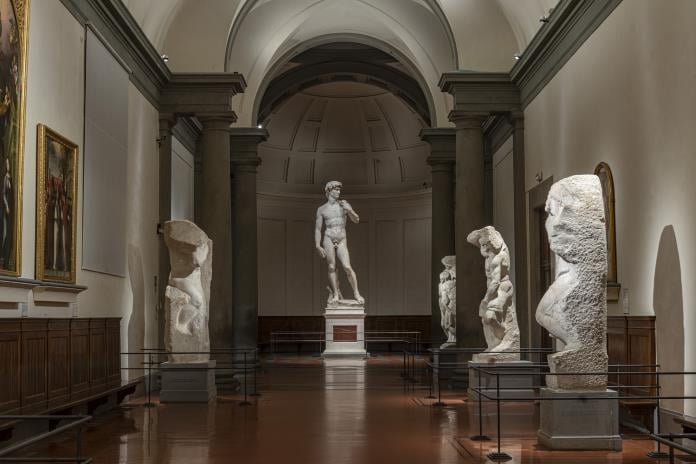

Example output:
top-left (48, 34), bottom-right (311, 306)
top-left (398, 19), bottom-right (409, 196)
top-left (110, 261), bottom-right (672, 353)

top-left (467, 226), bottom-right (520, 362)
top-left (535, 175), bottom-right (608, 390)
top-left (164, 220), bottom-right (213, 364)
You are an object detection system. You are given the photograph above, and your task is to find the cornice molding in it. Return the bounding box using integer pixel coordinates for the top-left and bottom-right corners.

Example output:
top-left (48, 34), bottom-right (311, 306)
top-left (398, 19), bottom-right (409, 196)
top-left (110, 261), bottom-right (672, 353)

top-left (439, 73), bottom-right (520, 113)
top-left (483, 116), bottom-right (513, 156)
top-left (60, 0), bottom-right (247, 113)
top-left (60, 0), bottom-right (170, 106)
top-left (420, 128), bottom-right (456, 164)
top-left (440, 0), bottom-right (622, 111)
top-left (511, 0), bottom-right (623, 107)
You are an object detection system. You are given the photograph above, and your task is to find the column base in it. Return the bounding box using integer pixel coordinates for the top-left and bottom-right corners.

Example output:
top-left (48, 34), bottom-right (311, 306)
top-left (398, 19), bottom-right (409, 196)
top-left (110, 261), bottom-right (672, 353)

top-left (537, 388), bottom-right (622, 451)
top-left (160, 360), bottom-right (217, 403)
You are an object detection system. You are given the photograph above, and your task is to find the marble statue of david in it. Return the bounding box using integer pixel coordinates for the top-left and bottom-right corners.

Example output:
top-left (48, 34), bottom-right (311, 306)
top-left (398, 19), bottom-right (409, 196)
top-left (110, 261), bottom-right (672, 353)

top-left (315, 180), bottom-right (365, 306)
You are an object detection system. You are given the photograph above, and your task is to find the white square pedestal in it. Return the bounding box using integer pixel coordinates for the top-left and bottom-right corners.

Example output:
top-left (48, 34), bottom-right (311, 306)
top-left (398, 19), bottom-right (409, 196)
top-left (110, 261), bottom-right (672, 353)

top-left (467, 360), bottom-right (537, 400)
top-left (160, 360), bottom-right (217, 403)
top-left (537, 388), bottom-right (622, 450)
top-left (322, 307), bottom-right (367, 358)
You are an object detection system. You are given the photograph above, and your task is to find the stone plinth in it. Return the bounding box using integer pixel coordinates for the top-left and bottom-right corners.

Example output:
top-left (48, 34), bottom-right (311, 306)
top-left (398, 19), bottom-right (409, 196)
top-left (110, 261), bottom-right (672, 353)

top-left (537, 388), bottom-right (622, 450)
top-left (467, 360), bottom-right (537, 400)
top-left (323, 303), bottom-right (366, 358)
top-left (160, 360), bottom-right (217, 403)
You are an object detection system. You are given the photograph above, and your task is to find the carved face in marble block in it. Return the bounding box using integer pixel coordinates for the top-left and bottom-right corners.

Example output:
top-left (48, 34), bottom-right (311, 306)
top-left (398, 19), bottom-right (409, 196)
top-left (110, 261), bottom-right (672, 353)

top-left (537, 175), bottom-right (608, 390)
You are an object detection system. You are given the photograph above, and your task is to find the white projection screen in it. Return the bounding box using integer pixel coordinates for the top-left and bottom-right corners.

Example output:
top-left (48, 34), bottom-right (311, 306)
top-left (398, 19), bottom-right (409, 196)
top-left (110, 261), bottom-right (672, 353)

top-left (82, 28), bottom-right (128, 276)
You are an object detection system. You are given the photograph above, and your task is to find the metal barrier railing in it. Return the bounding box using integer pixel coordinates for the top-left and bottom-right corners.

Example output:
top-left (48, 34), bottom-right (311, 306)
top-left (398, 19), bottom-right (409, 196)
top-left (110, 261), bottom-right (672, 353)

top-left (268, 330), bottom-right (425, 358)
top-left (121, 348), bottom-right (260, 407)
top-left (422, 354), bottom-right (696, 463)
top-left (0, 415), bottom-right (92, 463)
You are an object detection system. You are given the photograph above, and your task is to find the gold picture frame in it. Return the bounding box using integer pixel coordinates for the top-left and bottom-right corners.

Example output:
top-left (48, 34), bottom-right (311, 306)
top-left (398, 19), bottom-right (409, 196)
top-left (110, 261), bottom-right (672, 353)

top-left (36, 124), bottom-right (78, 283)
top-left (594, 161), bottom-right (620, 301)
top-left (0, 0), bottom-right (30, 276)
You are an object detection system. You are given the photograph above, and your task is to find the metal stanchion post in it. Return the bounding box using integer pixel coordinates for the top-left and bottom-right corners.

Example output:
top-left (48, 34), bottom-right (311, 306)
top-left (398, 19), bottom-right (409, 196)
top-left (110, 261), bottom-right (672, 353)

top-left (433, 354), bottom-right (445, 407)
top-left (76, 425), bottom-right (83, 463)
top-left (425, 363), bottom-right (435, 399)
top-left (239, 351), bottom-right (252, 406)
top-left (647, 366), bottom-right (669, 459)
top-left (471, 366), bottom-right (490, 441)
top-left (401, 351), bottom-right (407, 379)
top-left (144, 352), bottom-right (156, 408)
top-left (251, 350), bottom-right (262, 397)
top-left (487, 372), bottom-right (511, 462)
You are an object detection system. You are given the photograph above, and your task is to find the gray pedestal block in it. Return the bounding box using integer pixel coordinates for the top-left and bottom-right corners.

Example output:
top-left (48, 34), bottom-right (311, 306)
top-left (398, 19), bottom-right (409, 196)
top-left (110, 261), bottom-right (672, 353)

top-left (467, 360), bottom-right (537, 400)
top-left (537, 388), bottom-right (622, 450)
top-left (160, 360), bottom-right (217, 403)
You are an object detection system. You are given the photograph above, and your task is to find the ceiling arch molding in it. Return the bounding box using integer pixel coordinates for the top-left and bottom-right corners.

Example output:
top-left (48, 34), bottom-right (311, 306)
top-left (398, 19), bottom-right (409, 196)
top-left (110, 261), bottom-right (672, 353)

top-left (224, 0), bottom-right (460, 73)
top-left (257, 60), bottom-right (431, 125)
top-left (249, 33), bottom-right (440, 127)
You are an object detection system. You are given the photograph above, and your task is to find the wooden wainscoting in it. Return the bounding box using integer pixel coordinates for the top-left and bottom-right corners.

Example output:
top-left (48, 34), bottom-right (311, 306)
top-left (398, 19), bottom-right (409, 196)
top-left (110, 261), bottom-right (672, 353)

top-left (0, 318), bottom-right (121, 414)
top-left (607, 315), bottom-right (656, 429)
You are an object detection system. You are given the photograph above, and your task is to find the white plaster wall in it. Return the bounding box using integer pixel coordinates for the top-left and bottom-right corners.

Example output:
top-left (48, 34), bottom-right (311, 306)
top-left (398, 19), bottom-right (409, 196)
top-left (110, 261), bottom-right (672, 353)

top-left (524, 0), bottom-right (696, 414)
top-left (258, 192), bottom-right (431, 316)
top-left (20, 1), bottom-right (159, 379)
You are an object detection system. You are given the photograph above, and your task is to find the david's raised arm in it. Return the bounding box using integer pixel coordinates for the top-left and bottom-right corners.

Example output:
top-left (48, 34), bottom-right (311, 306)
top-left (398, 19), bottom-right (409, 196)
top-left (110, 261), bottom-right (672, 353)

top-left (340, 200), bottom-right (360, 223)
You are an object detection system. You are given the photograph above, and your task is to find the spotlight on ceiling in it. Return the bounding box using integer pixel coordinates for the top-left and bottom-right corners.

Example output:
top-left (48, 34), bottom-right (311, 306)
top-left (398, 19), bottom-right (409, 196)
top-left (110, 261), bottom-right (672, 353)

top-left (161, 54), bottom-right (169, 63)
top-left (540, 15), bottom-right (549, 23)
top-left (257, 124), bottom-right (263, 129)
top-left (513, 53), bottom-right (521, 61)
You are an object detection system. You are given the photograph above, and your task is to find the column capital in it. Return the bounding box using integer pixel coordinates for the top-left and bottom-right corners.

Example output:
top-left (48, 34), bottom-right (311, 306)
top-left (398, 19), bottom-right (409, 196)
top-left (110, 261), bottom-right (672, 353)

top-left (198, 111), bottom-right (238, 131)
top-left (420, 127), bottom-right (456, 167)
top-left (448, 110), bottom-right (488, 128)
top-left (507, 111), bottom-right (525, 129)
top-left (230, 127), bottom-right (268, 170)
top-left (159, 113), bottom-right (177, 134)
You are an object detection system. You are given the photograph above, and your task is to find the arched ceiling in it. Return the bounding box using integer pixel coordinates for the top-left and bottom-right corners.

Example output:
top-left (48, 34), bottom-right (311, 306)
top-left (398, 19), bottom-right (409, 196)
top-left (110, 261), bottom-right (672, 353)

top-left (124, 0), bottom-right (560, 125)
top-left (257, 81), bottom-right (430, 195)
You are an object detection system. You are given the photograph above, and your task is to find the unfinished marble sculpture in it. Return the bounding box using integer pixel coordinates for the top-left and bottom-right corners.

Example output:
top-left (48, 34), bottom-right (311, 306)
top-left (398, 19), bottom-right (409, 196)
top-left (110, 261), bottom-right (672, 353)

top-left (164, 220), bottom-right (213, 363)
top-left (315, 180), bottom-right (365, 308)
top-left (467, 226), bottom-right (520, 362)
top-left (438, 255), bottom-right (456, 348)
top-left (535, 175), bottom-right (608, 390)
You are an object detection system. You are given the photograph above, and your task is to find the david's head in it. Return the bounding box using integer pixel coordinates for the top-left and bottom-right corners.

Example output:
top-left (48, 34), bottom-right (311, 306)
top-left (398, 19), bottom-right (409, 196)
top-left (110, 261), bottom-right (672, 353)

top-left (325, 180), bottom-right (342, 200)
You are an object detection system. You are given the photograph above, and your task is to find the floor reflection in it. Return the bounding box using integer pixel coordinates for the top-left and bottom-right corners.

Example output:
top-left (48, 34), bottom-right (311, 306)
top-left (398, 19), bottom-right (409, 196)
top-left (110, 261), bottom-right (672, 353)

top-left (17, 354), bottom-right (661, 464)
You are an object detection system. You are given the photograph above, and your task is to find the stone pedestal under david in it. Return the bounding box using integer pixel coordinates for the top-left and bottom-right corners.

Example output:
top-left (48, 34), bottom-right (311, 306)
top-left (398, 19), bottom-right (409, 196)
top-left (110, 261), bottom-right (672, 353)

top-left (315, 181), bottom-right (366, 357)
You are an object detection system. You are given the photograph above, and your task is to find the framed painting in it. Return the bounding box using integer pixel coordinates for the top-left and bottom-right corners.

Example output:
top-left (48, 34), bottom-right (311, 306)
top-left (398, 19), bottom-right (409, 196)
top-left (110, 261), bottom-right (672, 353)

top-left (0, 0), bottom-right (29, 276)
top-left (36, 124), bottom-right (78, 283)
top-left (594, 161), bottom-right (620, 301)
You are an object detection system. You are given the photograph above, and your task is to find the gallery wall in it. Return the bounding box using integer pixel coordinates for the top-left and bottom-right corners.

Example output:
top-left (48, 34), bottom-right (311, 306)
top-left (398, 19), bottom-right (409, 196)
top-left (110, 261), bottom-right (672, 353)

top-left (523, 0), bottom-right (696, 415)
top-left (258, 192), bottom-right (431, 316)
top-left (17, 0), bottom-right (160, 378)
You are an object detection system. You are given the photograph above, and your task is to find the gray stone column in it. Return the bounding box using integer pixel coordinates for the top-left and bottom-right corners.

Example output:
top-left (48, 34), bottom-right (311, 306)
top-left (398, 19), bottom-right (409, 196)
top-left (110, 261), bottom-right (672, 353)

top-left (157, 114), bottom-right (177, 349)
top-left (509, 112), bottom-right (529, 349)
top-left (229, 128), bottom-right (268, 351)
top-left (450, 111), bottom-right (488, 353)
top-left (420, 128), bottom-right (456, 346)
top-left (197, 113), bottom-right (236, 351)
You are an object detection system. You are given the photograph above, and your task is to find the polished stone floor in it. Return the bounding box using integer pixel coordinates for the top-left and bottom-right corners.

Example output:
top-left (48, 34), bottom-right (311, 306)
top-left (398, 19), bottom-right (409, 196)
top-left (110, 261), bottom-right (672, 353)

top-left (17, 355), bottom-right (682, 463)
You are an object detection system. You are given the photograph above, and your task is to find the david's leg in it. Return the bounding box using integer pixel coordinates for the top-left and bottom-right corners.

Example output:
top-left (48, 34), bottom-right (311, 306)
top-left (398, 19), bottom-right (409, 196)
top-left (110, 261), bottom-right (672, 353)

top-left (323, 238), bottom-right (340, 302)
top-left (337, 242), bottom-right (363, 304)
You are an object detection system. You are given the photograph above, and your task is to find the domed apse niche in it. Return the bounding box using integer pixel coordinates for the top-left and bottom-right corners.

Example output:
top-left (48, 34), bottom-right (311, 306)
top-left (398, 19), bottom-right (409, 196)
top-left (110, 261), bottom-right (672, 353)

top-left (256, 42), bottom-right (432, 195)
top-left (255, 43), bottom-right (433, 319)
